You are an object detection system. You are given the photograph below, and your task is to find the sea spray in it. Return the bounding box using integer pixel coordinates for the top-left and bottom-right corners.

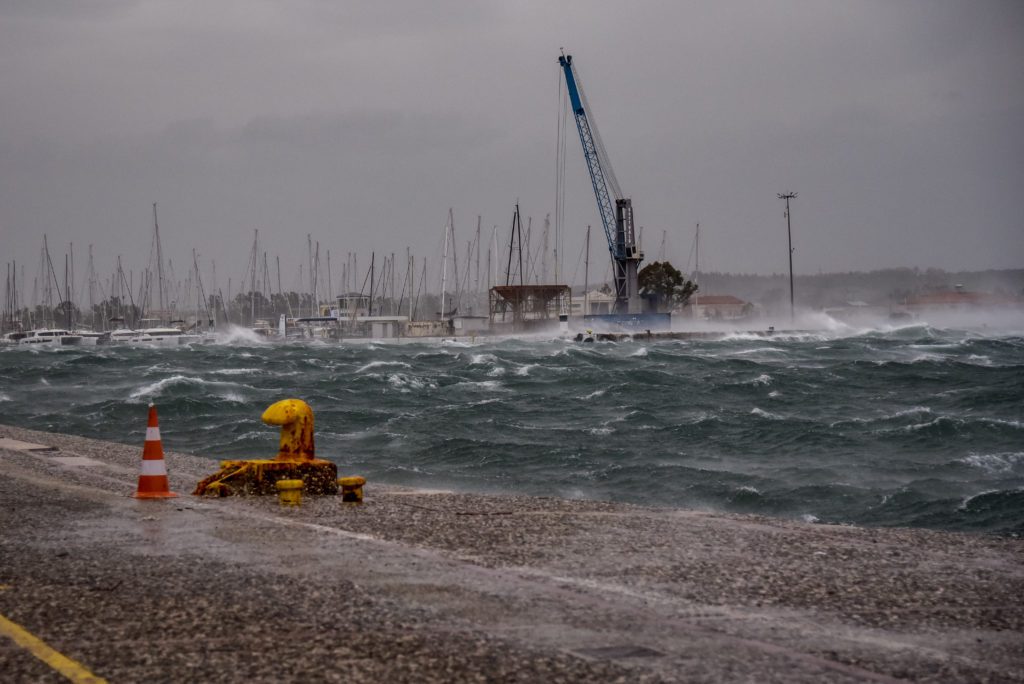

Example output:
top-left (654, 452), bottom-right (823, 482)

top-left (1, 326), bottom-right (1022, 534)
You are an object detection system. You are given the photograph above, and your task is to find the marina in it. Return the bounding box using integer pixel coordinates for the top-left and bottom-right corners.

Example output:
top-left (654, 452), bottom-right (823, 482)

top-left (2, 5), bottom-right (1022, 682)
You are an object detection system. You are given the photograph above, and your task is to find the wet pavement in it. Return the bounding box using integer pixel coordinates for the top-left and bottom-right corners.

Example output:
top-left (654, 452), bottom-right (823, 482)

top-left (1, 424), bottom-right (1022, 682)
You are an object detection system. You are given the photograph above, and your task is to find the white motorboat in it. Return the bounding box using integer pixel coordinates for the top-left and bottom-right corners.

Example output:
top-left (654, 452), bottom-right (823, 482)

top-left (16, 329), bottom-right (84, 346)
top-left (73, 330), bottom-right (110, 346)
top-left (106, 328), bottom-right (138, 344)
top-left (128, 327), bottom-right (203, 346)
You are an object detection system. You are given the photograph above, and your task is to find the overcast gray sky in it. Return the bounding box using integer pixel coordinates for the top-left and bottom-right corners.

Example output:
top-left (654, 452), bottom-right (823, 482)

top-left (2, 0), bottom-right (1022, 297)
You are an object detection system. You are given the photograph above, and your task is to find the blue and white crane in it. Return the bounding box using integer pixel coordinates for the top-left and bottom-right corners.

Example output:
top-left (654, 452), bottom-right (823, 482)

top-left (558, 52), bottom-right (643, 314)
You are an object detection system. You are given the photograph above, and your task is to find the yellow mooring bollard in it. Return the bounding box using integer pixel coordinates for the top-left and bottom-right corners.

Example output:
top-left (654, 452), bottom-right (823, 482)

top-left (193, 399), bottom-right (339, 497)
top-left (275, 479), bottom-right (304, 506)
top-left (338, 476), bottom-right (366, 503)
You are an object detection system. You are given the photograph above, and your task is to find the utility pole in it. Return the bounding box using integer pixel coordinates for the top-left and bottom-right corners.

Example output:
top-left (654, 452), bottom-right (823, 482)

top-left (777, 192), bottom-right (797, 321)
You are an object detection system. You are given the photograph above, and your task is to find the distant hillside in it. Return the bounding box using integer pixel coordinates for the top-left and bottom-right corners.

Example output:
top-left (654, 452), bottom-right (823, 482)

top-left (692, 268), bottom-right (1024, 313)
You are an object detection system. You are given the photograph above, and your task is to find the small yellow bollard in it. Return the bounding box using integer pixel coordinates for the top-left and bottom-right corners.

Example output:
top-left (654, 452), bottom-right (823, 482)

top-left (276, 479), bottom-right (304, 506)
top-left (338, 476), bottom-right (366, 503)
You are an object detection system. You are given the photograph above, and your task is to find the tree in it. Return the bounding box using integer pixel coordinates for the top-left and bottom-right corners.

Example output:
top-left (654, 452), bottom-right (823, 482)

top-left (638, 261), bottom-right (697, 310)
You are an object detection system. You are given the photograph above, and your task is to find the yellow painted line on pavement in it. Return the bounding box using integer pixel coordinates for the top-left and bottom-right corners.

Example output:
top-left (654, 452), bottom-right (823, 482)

top-left (0, 612), bottom-right (107, 683)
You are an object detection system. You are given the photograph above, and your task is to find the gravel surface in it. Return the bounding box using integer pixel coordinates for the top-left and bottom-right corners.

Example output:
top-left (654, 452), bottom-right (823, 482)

top-left (1, 424), bottom-right (1022, 682)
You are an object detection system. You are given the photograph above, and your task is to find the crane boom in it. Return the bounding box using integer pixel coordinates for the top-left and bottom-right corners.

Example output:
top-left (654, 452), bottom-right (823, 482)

top-left (558, 53), bottom-right (643, 314)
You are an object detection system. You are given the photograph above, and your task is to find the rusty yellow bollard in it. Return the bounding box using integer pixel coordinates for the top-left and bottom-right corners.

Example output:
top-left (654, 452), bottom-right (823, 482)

top-left (261, 398), bottom-right (316, 461)
top-left (193, 399), bottom-right (338, 496)
top-left (338, 476), bottom-right (366, 503)
top-left (276, 479), bottom-right (304, 506)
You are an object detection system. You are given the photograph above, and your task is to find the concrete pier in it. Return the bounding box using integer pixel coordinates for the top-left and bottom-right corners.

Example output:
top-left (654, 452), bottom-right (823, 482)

top-left (1, 424), bottom-right (1021, 682)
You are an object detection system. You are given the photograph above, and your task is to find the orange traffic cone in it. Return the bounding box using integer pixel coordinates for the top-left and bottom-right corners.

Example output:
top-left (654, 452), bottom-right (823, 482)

top-left (133, 403), bottom-right (178, 499)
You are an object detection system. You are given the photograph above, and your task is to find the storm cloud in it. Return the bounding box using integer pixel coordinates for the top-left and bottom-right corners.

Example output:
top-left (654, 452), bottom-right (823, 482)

top-left (1, 1), bottom-right (1021, 292)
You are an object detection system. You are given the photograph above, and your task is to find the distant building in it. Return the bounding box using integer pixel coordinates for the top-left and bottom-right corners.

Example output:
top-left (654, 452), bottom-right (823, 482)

top-left (685, 294), bottom-right (752, 320)
top-left (335, 292), bottom-right (370, 317)
top-left (903, 288), bottom-right (1020, 310)
top-left (570, 290), bottom-right (616, 316)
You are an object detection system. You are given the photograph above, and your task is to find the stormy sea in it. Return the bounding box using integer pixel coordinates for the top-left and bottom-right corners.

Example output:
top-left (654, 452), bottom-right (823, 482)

top-left (2, 321), bottom-right (1022, 535)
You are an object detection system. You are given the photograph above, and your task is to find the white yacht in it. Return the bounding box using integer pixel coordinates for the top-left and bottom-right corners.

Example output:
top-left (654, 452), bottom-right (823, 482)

top-left (73, 330), bottom-right (110, 346)
top-left (128, 326), bottom-right (203, 346)
top-left (1, 331), bottom-right (29, 346)
top-left (16, 329), bottom-right (84, 346)
top-left (106, 328), bottom-right (137, 345)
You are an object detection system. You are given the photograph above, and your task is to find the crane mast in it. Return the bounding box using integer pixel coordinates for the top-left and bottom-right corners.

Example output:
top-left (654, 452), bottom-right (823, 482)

top-left (558, 53), bottom-right (643, 314)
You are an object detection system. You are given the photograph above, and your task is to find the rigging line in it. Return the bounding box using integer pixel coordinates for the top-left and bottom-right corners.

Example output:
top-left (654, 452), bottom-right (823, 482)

top-left (554, 69), bottom-right (564, 283)
top-left (568, 231), bottom-right (587, 290)
top-left (559, 77), bottom-right (569, 279)
top-left (685, 228), bottom-right (697, 274)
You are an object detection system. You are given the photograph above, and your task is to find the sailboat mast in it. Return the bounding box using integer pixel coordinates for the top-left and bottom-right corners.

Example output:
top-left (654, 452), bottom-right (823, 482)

top-left (64, 254), bottom-right (71, 330)
top-left (449, 208), bottom-right (459, 314)
top-left (153, 203), bottom-right (165, 318)
top-left (69, 242), bottom-right (75, 326)
top-left (250, 229), bottom-right (258, 325)
top-left (313, 242), bottom-right (320, 317)
top-left (694, 223), bottom-right (700, 312)
top-left (307, 234), bottom-right (314, 317)
top-left (440, 212), bottom-right (450, 320)
top-left (43, 235), bottom-right (62, 327)
top-left (475, 217), bottom-right (482, 305)
top-left (584, 226), bottom-right (590, 316)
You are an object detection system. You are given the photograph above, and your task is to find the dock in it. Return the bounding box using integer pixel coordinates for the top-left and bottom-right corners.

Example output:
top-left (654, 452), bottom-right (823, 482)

top-left (1, 424), bottom-right (1021, 682)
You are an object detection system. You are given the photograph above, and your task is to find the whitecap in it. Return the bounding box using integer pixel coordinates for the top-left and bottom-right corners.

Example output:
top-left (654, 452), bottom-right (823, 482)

top-left (468, 380), bottom-right (505, 391)
top-left (630, 347), bottom-right (648, 357)
top-left (727, 346), bottom-right (786, 355)
top-left (469, 353), bottom-right (498, 365)
top-left (751, 373), bottom-right (772, 386)
top-left (129, 374), bottom-right (255, 400)
top-left (800, 514), bottom-right (820, 524)
top-left (961, 452), bottom-right (1024, 474)
top-left (0, 393), bottom-right (10, 402)
top-left (386, 373), bottom-right (430, 392)
top-left (130, 374), bottom-right (199, 399)
top-left (979, 417), bottom-right (1023, 430)
top-left (908, 352), bottom-right (947, 363)
top-left (357, 360), bottom-right (412, 374)
top-left (577, 388), bottom-right (606, 400)
top-left (902, 417), bottom-right (945, 432)
top-left (213, 325), bottom-right (271, 346)
top-left (514, 364), bottom-right (537, 376)
top-left (768, 390), bottom-right (781, 398)
top-left (210, 368), bottom-right (261, 376)
top-left (487, 366), bottom-right (506, 377)
top-left (751, 407), bottom-right (783, 420)
top-left (585, 426), bottom-right (613, 435)
top-left (890, 406), bottom-right (932, 419)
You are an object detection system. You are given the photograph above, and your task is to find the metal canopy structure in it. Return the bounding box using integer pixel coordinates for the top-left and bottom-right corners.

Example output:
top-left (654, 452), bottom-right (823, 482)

top-left (489, 285), bottom-right (571, 328)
